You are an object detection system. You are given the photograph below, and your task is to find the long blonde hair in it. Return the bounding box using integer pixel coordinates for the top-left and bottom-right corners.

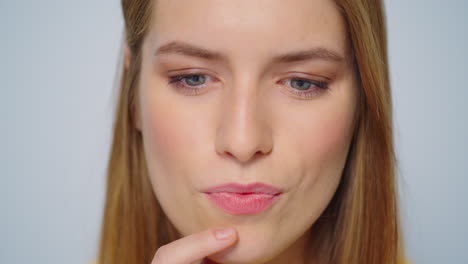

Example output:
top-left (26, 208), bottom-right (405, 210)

top-left (97, 0), bottom-right (406, 263)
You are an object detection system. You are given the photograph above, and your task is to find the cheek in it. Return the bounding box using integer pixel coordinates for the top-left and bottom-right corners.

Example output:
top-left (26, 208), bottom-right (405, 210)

top-left (141, 107), bottom-right (208, 207)
top-left (137, 77), bottom-right (194, 189)
top-left (140, 93), bottom-right (203, 172)
top-left (138, 90), bottom-right (209, 234)
top-left (297, 89), bottom-right (357, 172)
top-left (291, 109), bottom-right (354, 200)
top-left (145, 108), bottom-right (187, 163)
top-left (284, 88), bottom-right (357, 208)
top-left (137, 58), bottom-right (205, 171)
top-left (139, 98), bottom-right (184, 202)
top-left (305, 110), bottom-right (354, 165)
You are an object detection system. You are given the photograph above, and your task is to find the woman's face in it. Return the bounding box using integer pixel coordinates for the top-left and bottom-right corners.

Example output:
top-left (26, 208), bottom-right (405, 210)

top-left (136, 0), bottom-right (357, 263)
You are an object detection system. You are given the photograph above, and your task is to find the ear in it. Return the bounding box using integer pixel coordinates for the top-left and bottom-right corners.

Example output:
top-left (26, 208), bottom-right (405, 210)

top-left (123, 42), bottom-right (131, 70)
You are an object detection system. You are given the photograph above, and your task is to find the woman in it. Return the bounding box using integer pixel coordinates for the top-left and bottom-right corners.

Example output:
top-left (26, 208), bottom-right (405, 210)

top-left (96, 0), bottom-right (407, 263)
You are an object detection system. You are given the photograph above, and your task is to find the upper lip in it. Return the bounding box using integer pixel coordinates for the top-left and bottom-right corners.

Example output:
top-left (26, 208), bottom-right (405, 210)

top-left (202, 182), bottom-right (282, 195)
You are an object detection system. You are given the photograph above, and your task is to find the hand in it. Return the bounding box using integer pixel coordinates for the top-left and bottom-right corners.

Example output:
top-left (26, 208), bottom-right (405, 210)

top-left (151, 227), bottom-right (238, 264)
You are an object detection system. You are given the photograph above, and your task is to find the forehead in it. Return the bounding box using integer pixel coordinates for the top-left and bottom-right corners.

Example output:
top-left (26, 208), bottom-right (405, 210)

top-left (149, 0), bottom-right (347, 59)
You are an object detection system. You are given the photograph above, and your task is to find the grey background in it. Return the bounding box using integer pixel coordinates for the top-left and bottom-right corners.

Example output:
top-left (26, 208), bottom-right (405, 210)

top-left (1, 1), bottom-right (467, 263)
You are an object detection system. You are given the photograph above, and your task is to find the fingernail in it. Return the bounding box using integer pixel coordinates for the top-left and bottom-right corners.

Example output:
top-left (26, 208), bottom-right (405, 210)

top-left (213, 228), bottom-right (235, 240)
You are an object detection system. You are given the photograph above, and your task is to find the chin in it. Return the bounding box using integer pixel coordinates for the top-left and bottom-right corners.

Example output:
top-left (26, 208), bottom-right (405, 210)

top-left (208, 228), bottom-right (277, 264)
top-left (209, 249), bottom-right (269, 264)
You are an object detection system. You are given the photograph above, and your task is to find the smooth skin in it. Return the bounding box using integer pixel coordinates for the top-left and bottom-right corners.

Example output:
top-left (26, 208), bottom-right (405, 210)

top-left (151, 228), bottom-right (238, 264)
top-left (130, 0), bottom-right (358, 263)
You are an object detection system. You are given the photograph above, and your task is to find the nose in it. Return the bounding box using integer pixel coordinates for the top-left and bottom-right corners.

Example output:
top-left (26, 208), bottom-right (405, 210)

top-left (215, 82), bottom-right (273, 165)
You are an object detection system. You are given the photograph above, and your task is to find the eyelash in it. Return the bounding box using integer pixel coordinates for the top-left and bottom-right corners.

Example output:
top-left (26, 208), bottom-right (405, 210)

top-left (167, 74), bottom-right (329, 99)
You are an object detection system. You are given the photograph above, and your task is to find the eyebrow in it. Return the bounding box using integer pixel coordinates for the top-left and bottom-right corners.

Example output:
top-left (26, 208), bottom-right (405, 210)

top-left (154, 41), bottom-right (345, 63)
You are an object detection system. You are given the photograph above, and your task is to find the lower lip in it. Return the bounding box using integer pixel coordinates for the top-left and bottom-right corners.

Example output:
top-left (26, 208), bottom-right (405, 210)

top-left (205, 192), bottom-right (281, 215)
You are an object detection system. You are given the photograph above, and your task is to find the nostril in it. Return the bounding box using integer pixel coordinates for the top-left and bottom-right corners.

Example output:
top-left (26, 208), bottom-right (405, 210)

top-left (223, 151), bottom-right (235, 158)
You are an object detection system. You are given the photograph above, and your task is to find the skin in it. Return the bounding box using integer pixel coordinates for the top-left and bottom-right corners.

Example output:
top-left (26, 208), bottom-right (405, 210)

top-left (133, 0), bottom-right (358, 263)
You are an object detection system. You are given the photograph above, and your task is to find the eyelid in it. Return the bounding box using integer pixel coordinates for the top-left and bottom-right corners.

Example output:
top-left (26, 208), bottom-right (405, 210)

top-left (277, 76), bottom-right (330, 100)
top-left (170, 74), bottom-right (215, 83)
top-left (167, 70), bottom-right (330, 99)
top-left (279, 71), bottom-right (331, 81)
top-left (167, 72), bottom-right (219, 96)
top-left (280, 77), bottom-right (328, 88)
top-left (167, 68), bottom-right (220, 78)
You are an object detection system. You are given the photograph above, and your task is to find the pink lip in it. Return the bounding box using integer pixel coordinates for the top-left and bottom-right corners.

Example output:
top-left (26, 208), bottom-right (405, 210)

top-left (202, 182), bottom-right (282, 215)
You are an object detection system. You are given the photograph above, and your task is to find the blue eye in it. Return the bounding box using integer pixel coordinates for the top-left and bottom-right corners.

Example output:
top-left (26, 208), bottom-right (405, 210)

top-left (289, 78), bottom-right (327, 91)
top-left (282, 78), bottom-right (329, 99)
top-left (168, 74), bottom-right (211, 96)
top-left (167, 74), bottom-right (329, 99)
top-left (290, 79), bottom-right (312, 90)
top-left (174, 75), bottom-right (206, 86)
